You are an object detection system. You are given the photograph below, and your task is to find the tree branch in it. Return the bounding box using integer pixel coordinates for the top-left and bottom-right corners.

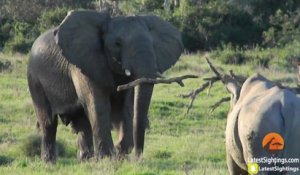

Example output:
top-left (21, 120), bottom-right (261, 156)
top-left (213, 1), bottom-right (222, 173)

top-left (117, 75), bottom-right (198, 91)
top-left (181, 58), bottom-right (242, 114)
top-left (180, 76), bottom-right (220, 114)
top-left (209, 97), bottom-right (231, 113)
top-left (205, 57), bottom-right (222, 81)
top-left (229, 70), bottom-right (247, 84)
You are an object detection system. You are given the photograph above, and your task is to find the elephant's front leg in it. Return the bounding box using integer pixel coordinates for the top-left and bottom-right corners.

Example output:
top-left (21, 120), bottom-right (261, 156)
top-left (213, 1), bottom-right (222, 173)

top-left (115, 90), bottom-right (134, 156)
top-left (72, 70), bottom-right (114, 159)
top-left (86, 91), bottom-right (115, 158)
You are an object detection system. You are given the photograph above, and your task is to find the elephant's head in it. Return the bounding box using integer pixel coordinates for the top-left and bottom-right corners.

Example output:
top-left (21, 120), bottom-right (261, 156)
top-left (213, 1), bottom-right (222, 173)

top-left (54, 10), bottom-right (183, 157)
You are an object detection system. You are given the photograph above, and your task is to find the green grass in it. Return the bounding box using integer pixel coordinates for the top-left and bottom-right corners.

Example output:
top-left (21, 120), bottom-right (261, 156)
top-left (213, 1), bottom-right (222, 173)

top-left (0, 52), bottom-right (297, 174)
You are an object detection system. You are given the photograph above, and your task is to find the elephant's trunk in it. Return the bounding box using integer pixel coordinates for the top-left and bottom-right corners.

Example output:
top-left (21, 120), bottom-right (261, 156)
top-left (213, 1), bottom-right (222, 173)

top-left (133, 83), bottom-right (154, 158)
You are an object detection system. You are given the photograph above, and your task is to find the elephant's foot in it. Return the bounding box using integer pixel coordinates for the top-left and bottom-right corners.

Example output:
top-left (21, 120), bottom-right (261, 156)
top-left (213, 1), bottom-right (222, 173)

top-left (41, 139), bottom-right (57, 163)
top-left (115, 147), bottom-right (129, 160)
top-left (41, 150), bottom-right (56, 164)
top-left (93, 144), bottom-right (116, 160)
top-left (77, 150), bottom-right (93, 161)
top-left (40, 119), bottom-right (58, 164)
top-left (115, 140), bottom-right (133, 158)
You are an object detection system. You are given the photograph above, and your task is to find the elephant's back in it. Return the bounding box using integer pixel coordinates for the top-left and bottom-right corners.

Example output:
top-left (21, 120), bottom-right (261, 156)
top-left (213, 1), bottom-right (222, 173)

top-left (29, 28), bottom-right (61, 66)
top-left (28, 28), bottom-right (70, 76)
top-left (27, 28), bottom-right (79, 114)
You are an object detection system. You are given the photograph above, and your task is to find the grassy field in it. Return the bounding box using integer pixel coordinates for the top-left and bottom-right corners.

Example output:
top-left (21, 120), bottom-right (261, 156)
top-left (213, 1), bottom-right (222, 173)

top-left (0, 53), bottom-right (297, 175)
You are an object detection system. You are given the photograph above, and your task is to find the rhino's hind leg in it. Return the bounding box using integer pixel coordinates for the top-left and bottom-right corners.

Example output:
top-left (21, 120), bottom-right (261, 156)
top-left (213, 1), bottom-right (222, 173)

top-left (226, 153), bottom-right (248, 175)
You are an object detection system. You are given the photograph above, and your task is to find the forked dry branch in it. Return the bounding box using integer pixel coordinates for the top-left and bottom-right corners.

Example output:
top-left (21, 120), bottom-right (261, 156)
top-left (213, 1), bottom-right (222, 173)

top-left (209, 97), bottom-right (231, 113)
top-left (117, 75), bottom-right (199, 91)
top-left (181, 58), bottom-right (245, 114)
top-left (179, 76), bottom-right (220, 114)
top-left (182, 58), bottom-right (300, 114)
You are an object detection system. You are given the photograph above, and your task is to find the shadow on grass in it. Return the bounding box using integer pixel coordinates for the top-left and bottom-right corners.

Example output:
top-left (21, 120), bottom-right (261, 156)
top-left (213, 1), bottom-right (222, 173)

top-left (0, 155), bottom-right (14, 166)
top-left (151, 101), bottom-right (185, 118)
top-left (0, 132), bottom-right (17, 143)
top-left (0, 118), bottom-right (11, 123)
top-left (141, 159), bottom-right (197, 174)
top-left (57, 158), bottom-right (78, 165)
top-left (20, 134), bottom-right (75, 158)
top-left (0, 105), bottom-right (10, 123)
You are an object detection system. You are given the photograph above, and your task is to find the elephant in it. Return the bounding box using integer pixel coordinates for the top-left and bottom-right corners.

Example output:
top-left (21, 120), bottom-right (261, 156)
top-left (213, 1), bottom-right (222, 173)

top-left (27, 10), bottom-right (183, 163)
top-left (224, 73), bottom-right (300, 174)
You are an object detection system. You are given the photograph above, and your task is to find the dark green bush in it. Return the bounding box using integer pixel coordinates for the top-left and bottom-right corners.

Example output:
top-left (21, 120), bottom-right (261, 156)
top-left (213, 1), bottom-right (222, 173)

top-left (155, 1), bottom-right (262, 51)
top-left (38, 7), bottom-right (69, 33)
top-left (153, 149), bottom-right (173, 159)
top-left (263, 9), bottom-right (300, 47)
top-left (211, 41), bottom-right (300, 69)
top-left (1, 0), bottom-right (300, 53)
top-left (20, 134), bottom-right (66, 157)
top-left (141, 0), bottom-right (164, 12)
top-left (3, 21), bottom-right (39, 53)
top-left (0, 19), bottom-right (13, 49)
top-left (0, 155), bottom-right (13, 166)
top-left (0, 0), bottom-right (93, 53)
top-left (0, 59), bottom-right (12, 72)
top-left (211, 44), bottom-right (249, 65)
top-left (2, 7), bottom-right (69, 53)
top-left (3, 37), bottom-right (29, 54)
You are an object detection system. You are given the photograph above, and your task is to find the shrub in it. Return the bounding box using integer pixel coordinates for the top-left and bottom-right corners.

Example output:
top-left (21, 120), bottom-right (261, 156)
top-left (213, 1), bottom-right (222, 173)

top-left (38, 7), bottom-right (69, 33)
top-left (3, 21), bottom-right (38, 53)
top-left (20, 134), bottom-right (66, 157)
top-left (263, 9), bottom-right (300, 47)
top-left (153, 149), bottom-right (172, 159)
top-left (0, 59), bottom-right (12, 72)
top-left (212, 41), bottom-right (300, 69)
top-left (0, 19), bottom-right (13, 49)
top-left (211, 44), bottom-right (249, 65)
top-left (0, 155), bottom-right (13, 166)
top-left (3, 37), bottom-right (29, 54)
top-left (2, 7), bottom-right (68, 53)
top-left (163, 1), bottom-right (262, 51)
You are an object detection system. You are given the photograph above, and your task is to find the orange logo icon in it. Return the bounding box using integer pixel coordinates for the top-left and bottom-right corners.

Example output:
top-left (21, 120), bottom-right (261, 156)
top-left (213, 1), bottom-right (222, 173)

top-left (262, 132), bottom-right (284, 153)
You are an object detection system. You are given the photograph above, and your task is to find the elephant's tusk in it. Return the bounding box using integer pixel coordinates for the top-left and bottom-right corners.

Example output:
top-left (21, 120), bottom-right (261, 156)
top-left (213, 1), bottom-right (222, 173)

top-left (112, 57), bottom-right (121, 64)
top-left (125, 69), bottom-right (131, 76)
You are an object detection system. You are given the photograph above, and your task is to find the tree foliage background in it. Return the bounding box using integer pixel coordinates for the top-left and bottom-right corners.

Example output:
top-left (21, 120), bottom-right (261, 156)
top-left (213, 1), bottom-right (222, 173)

top-left (0, 0), bottom-right (299, 53)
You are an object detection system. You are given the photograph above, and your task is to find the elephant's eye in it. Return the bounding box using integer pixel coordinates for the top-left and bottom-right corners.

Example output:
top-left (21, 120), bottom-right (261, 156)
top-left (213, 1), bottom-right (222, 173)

top-left (114, 37), bottom-right (122, 47)
top-left (115, 41), bottom-right (121, 47)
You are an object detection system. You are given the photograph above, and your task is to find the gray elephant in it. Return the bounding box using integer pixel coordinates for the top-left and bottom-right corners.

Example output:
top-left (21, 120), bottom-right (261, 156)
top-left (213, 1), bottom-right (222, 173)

top-left (27, 10), bottom-right (182, 162)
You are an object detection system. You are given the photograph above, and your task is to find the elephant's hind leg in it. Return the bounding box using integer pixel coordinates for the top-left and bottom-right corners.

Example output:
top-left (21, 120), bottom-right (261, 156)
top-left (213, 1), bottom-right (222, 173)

top-left (28, 76), bottom-right (58, 163)
top-left (39, 113), bottom-right (58, 163)
top-left (71, 115), bottom-right (93, 161)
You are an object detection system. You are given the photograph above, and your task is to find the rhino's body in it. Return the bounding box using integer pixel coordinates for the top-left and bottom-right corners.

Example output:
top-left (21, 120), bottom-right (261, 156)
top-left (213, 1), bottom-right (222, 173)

top-left (226, 74), bottom-right (300, 175)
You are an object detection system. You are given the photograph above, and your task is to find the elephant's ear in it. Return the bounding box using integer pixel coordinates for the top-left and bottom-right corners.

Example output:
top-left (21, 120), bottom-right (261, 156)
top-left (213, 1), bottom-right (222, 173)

top-left (54, 10), bottom-right (114, 87)
top-left (141, 16), bottom-right (183, 73)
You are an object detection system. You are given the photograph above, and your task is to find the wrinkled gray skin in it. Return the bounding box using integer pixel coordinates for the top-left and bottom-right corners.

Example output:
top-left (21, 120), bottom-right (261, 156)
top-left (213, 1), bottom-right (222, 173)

top-left (225, 74), bottom-right (300, 175)
top-left (27, 10), bottom-right (182, 163)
